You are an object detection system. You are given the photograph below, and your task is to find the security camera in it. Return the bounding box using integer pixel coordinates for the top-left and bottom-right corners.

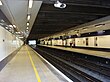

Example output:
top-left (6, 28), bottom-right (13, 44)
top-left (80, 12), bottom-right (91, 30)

top-left (54, 0), bottom-right (66, 8)
top-left (60, 3), bottom-right (65, 7)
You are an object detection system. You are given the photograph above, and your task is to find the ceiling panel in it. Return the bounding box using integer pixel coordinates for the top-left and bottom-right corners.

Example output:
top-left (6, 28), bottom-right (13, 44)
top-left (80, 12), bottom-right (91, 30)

top-left (6, 0), bottom-right (28, 31)
top-left (1, 0), bottom-right (42, 38)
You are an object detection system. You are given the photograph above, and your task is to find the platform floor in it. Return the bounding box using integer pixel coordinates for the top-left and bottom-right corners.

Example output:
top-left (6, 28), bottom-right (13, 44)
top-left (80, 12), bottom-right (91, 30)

top-left (40, 45), bottom-right (110, 59)
top-left (0, 45), bottom-right (70, 82)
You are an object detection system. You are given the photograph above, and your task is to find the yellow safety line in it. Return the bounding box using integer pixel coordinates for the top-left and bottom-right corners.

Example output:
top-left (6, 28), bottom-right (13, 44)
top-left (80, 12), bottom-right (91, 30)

top-left (26, 46), bottom-right (41, 82)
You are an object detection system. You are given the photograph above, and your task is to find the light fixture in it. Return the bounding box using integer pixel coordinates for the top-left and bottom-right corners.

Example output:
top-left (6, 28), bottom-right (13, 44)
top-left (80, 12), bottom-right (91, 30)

top-left (26, 27), bottom-right (29, 29)
top-left (26, 29), bottom-right (29, 32)
top-left (0, 1), bottom-right (3, 5)
top-left (18, 32), bottom-right (21, 34)
top-left (5, 27), bottom-right (9, 29)
top-left (15, 32), bottom-right (18, 34)
top-left (27, 14), bottom-right (31, 20)
top-left (13, 25), bottom-right (16, 28)
top-left (27, 22), bottom-right (29, 26)
top-left (29, 0), bottom-right (33, 8)
top-left (19, 37), bottom-right (24, 39)
top-left (54, 0), bottom-right (66, 9)
top-left (16, 32), bottom-right (21, 34)
top-left (9, 25), bottom-right (13, 28)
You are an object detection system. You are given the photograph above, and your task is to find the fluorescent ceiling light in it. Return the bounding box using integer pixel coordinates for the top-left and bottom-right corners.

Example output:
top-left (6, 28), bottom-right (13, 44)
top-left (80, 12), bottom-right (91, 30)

top-left (5, 27), bottom-right (9, 29)
top-left (18, 32), bottom-right (21, 34)
top-left (0, 1), bottom-right (3, 5)
top-left (27, 22), bottom-right (29, 26)
top-left (16, 32), bottom-right (21, 34)
top-left (29, 0), bottom-right (33, 8)
top-left (26, 29), bottom-right (29, 31)
top-left (15, 32), bottom-right (18, 34)
top-left (9, 25), bottom-right (13, 28)
top-left (19, 37), bottom-right (24, 39)
top-left (54, 0), bottom-right (66, 9)
top-left (13, 25), bottom-right (16, 28)
top-left (26, 27), bottom-right (29, 29)
top-left (27, 14), bottom-right (31, 20)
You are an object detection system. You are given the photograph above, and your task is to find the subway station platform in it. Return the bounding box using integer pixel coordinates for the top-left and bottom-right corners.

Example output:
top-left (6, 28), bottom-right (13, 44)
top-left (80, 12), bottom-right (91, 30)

top-left (0, 45), bottom-right (72, 82)
top-left (39, 45), bottom-right (110, 59)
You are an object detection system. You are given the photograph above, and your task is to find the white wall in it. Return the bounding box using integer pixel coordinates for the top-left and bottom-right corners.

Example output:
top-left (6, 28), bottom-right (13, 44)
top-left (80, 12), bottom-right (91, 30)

top-left (88, 37), bottom-right (95, 47)
top-left (97, 35), bottom-right (110, 48)
top-left (0, 26), bottom-right (6, 61)
top-left (0, 25), bottom-right (23, 62)
top-left (75, 35), bottom-right (110, 48)
top-left (42, 35), bottom-right (110, 49)
top-left (52, 40), bottom-right (55, 45)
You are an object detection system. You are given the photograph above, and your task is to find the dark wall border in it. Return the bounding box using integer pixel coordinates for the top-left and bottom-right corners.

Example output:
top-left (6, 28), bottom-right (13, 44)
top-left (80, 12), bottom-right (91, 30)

top-left (0, 46), bottom-right (22, 71)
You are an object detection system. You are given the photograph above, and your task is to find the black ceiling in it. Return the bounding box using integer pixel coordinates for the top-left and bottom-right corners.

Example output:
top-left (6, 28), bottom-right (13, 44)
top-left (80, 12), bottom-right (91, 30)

top-left (28, 0), bottom-right (110, 39)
